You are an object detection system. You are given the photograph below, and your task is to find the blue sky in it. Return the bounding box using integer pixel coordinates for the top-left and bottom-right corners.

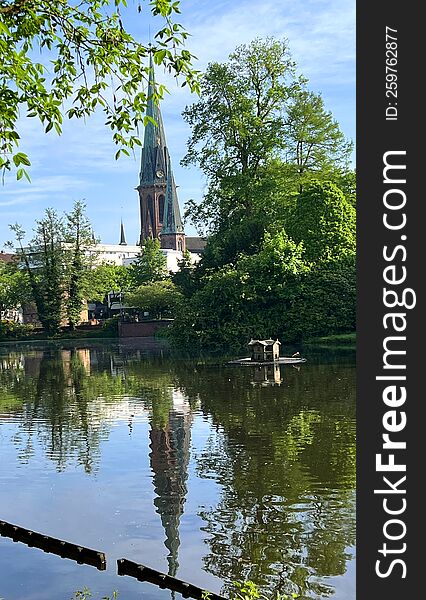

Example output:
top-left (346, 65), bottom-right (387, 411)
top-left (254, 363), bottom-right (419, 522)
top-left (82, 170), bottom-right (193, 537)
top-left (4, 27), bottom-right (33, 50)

top-left (0, 0), bottom-right (355, 250)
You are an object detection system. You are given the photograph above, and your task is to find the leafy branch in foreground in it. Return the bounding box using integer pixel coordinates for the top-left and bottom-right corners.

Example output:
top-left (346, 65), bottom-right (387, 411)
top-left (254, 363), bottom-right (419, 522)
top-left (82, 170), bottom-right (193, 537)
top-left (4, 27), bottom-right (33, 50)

top-left (0, 0), bottom-right (200, 179)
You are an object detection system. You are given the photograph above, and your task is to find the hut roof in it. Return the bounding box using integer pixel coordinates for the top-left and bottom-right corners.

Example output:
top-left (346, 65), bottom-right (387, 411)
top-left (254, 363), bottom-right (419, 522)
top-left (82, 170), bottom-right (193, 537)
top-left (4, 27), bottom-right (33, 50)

top-left (248, 339), bottom-right (281, 346)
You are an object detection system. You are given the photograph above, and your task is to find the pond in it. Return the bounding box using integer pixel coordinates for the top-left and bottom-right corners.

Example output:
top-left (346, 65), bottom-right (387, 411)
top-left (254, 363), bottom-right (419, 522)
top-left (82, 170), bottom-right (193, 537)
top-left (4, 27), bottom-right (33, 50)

top-left (0, 341), bottom-right (355, 600)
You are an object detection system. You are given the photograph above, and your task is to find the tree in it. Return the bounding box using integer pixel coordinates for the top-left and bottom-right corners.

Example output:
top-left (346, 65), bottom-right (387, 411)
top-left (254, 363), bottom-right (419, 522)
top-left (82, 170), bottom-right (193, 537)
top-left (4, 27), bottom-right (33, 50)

top-left (0, 0), bottom-right (199, 179)
top-left (169, 231), bottom-right (309, 349)
top-left (182, 37), bottom-right (301, 233)
top-left (284, 255), bottom-right (356, 340)
top-left (10, 209), bottom-right (65, 334)
top-left (171, 249), bottom-right (197, 297)
top-left (8, 201), bottom-right (98, 333)
top-left (0, 258), bottom-right (30, 318)
top-left (182, 37), bottom-right (352, 236)
top-left (285, 180), bottom-right (356, 264)
top-left (64, 200), bottom-right (95, 329)
top-left (130, 237), bottom-right (168, 285)
top-left (283, 89), bottom-right (353, 190)
top-left (85, 263), bottom-right (132, 303)
top-left (127, 280), bottom-right (182, 319)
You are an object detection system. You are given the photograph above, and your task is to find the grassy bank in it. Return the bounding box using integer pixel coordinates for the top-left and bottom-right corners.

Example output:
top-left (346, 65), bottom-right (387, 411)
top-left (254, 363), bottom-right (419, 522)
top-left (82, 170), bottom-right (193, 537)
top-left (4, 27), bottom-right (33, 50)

top-left (304, 332), bottom-right (356, 348)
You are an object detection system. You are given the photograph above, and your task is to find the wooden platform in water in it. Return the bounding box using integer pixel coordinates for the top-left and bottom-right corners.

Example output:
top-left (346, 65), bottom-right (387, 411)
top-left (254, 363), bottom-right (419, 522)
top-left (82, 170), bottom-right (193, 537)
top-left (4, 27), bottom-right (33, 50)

top-left (227, 357), bottom-right (307, 366)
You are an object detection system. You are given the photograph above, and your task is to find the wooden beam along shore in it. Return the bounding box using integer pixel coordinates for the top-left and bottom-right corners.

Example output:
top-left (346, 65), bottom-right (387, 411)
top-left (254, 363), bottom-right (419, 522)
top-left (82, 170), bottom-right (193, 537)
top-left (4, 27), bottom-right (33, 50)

top-left (117, 558), bottom-right (227, 600)
top-left (0, 519), bottom-right (226, 600)
top-left (0, 520), bottom-right (106, 571)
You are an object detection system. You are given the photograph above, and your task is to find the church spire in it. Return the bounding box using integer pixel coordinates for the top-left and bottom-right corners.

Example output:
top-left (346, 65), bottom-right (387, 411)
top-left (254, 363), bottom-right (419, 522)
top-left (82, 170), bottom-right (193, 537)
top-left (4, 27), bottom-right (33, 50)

top-left (139, 54), bottom-right (167, 186)
top-left (119, 220), bottom-right (127, 245)
top-left (137, 56), bottom-right (185, 250)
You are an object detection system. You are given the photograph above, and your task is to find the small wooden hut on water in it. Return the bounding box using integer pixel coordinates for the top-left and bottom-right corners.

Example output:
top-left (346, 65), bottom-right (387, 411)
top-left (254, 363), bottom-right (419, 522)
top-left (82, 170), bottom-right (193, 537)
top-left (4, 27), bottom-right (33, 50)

top-left (248, 339), bottom-right (281, 362)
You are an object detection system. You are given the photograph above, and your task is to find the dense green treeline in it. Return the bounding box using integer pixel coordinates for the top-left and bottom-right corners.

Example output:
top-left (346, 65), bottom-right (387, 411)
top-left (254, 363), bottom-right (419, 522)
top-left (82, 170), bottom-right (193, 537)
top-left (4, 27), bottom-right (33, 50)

top-left (166, 38), bottom-right (356, 350)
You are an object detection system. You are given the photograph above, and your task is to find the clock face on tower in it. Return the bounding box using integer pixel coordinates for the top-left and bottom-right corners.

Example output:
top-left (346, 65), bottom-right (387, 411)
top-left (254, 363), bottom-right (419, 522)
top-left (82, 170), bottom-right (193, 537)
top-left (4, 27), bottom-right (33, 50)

top-left (156, 170), bottom-right (164, 178)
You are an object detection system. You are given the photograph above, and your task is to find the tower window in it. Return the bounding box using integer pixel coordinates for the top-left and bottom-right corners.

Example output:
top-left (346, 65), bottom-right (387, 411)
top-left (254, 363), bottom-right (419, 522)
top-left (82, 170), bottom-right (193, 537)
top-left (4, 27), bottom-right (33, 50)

top-left (147, 195), bottom-right (154, 228)
top-left (159, 195), bottom-right (165, 223)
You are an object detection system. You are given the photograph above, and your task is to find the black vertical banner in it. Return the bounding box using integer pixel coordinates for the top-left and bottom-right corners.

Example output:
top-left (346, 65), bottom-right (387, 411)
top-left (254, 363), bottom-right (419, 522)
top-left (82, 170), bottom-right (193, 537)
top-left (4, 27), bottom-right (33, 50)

top-left (357, 2), bottom-right (421, 599)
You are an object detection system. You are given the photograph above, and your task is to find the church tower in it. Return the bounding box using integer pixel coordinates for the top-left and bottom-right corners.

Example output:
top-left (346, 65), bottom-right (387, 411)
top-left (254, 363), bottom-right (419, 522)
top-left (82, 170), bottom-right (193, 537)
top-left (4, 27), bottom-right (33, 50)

top-left (137, 56), bottom-right (186, 252)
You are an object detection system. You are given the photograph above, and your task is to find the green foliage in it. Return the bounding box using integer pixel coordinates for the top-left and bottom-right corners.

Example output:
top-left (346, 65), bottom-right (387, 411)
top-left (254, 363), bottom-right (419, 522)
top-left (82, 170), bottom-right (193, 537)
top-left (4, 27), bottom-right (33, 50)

top-left (182, 37), bottom-right (352, 237)
top-left (67, 583), bottom-right (298, 600)
top-left (67, 582), bottom-right (298, 600)
top-left (182, 37), bottom-right (301, 233)
top-left (233, 580), bottom-right (261, 600)
top-left (101, 315), bottom-right (120, 336)
top-left (0, 319), bottom-right (34, 340)
top-left (327, 168), bottom-right (356, 207)
top-left (284, 89), bottom-right (353, 185)
top-left (171, 249), bottom-right (197, 296)
top-left (201, 582), bottom-right (299, 600)
top-left (0, 0), bottom-right (199, 179)
top-left (70, 587), bottom-right (117, 600)
top-left (231, 581), bottom-right (300, 600)
top-left (7, 200), bottom-right (97, 334)
top-left (10, 209), bottom-right (65, 335)
top-left (199, 212), bottom-right (271, 271)
top-left (305, 332), bottom-right (356, 346)
top-left (170, 218), bottom-right (355, 348)
top-left (0, 258), bottom-right (31, 315)
top-left (169, 232), bottom-right (309, 349)
top-left (85, 263), bottom-right (132, 302)
top-left (283, 255), bottom-right (356, 341)
top-left (71, 588), bottom-right (93, 600)
top-left (238, 231), bottom-right (309, 296)
top-left (127, 280), bottom-right (182, 319)
top-left (285, 180), bottom-right (356, 263)
top-left (64, 200), bottom-right (96, 329)
top-left (130, 238), bottom-right (168, 286)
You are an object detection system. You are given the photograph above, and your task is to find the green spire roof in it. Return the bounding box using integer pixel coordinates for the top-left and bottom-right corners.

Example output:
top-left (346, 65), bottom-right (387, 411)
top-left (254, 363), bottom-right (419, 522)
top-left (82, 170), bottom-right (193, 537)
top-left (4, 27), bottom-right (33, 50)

top-left (139, 54), bottom-right (167, 185)
top-left (139, 55), bottom-right (184, 237)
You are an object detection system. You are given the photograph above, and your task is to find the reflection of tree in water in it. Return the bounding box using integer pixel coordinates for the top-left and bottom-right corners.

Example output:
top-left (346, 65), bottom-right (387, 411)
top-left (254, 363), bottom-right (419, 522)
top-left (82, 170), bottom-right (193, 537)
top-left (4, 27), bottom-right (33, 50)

top-left (175, 362), bottom-right (356, 599)
top-left (149, 390), bottom-right (192, 577)
top-left (1, 347), bottom-right (356, 598)
top-left (0, 347), bottom-right (192, 475)
top-left (0, 348), bottom-right (146, 473)
top-left (1, 350), bottom-right (103, 472)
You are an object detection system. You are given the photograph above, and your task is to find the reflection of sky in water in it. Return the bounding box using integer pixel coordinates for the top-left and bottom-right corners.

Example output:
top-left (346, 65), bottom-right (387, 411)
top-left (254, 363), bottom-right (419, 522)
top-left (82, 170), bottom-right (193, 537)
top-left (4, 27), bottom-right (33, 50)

top-left (0, 345), bottom-right (355, 600)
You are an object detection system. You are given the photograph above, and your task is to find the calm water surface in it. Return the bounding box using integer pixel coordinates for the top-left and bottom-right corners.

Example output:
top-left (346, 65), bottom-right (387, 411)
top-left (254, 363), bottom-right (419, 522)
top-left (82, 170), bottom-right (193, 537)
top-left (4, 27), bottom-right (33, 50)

top-left (0, 341), bottom-right (355, 600)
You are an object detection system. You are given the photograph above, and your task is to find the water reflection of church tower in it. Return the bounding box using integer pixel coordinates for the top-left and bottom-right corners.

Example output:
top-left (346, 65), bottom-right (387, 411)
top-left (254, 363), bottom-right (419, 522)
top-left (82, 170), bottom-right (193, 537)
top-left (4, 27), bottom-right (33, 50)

top-left (149, 389), bottom-right (192, 577)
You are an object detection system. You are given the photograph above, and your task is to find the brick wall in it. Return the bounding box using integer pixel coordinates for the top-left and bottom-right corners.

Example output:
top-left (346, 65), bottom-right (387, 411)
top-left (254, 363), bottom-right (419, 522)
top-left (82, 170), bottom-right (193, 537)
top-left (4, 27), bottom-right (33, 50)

top-left (118, 320), bottom-right (173, 337)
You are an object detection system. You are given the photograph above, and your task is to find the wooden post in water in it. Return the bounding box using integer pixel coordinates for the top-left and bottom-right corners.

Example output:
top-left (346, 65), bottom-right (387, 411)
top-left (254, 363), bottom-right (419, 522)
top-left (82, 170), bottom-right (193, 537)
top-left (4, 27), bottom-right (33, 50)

top-left (117, 558), bottom-right (227, 600)
top-left (0, 520), bottom-right (106, 570)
